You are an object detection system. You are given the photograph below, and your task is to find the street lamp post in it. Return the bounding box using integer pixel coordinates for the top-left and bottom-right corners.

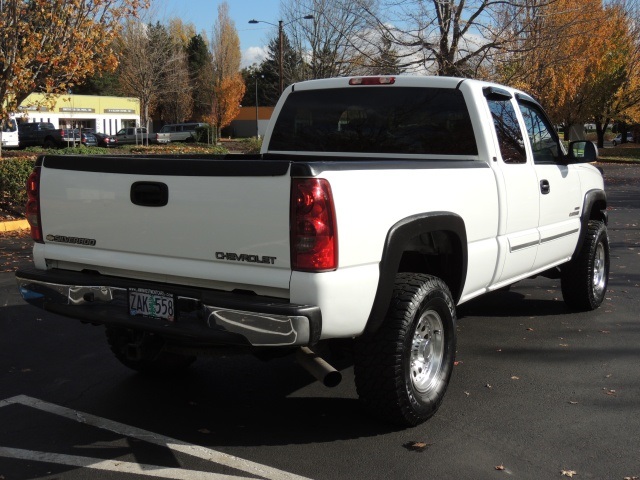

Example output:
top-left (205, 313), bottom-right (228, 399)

top-left (248, 15), bottom-right (313, 94)
top-left (254, 73), bottom-right (263, 138)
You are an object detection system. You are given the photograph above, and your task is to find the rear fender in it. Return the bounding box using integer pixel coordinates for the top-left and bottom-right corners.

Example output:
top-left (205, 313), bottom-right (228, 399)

top-left (364, 212), bottom-right (467, 335)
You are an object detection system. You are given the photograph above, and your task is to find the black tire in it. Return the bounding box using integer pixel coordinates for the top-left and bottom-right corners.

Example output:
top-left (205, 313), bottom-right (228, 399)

top-left (561, 220), bottom-right (610, 311)
top-left (354, 273), bottom-right (457, 427)
top-left (105, 326), bottom-right (196, 374)
top-left (43, 138), bottom-right (56, 149)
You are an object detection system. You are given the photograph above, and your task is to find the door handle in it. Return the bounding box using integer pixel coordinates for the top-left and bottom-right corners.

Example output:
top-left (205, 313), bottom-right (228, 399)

top-left (540, 179), bottom-right (550, 195)
top-left (131, 182), bottom-right (169, 207)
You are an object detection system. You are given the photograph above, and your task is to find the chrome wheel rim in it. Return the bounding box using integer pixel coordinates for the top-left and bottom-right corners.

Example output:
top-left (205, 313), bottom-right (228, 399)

top-left (593, 241), bottom-right (607, 297)
top-left (410, 310), bottom-right (444, 394)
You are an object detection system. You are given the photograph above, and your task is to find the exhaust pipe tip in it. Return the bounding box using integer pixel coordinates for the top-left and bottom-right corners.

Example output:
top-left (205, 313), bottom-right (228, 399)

top-left (296, 347), bottom-right (342, 388)
top-left (322, 369), bottom-right (342, 388)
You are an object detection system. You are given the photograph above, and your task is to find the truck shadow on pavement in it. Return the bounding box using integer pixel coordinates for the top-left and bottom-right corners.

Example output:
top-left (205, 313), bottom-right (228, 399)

top-left (1, 304), bottom-right (399, 449)
top-left (457, 284), bottom-right (571, 319)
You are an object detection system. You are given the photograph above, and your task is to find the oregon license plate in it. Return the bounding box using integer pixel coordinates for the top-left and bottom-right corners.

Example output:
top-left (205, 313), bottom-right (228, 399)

top-left (128, 288), bottom-right (175, 321)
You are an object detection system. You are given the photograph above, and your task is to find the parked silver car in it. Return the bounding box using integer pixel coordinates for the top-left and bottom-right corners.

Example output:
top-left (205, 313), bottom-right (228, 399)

top-left (612, 133), bottom-right (633, 146)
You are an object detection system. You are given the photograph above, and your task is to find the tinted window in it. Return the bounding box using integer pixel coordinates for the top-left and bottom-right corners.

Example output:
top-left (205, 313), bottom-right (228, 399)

top-left (2, 119), bottom-right (17, 132)
top-left (269, 87), bottom-right (478, 155)
top-left (519, 103), bottom-right (562, 164)
top-left (487, 98), bottom-right (527, 164)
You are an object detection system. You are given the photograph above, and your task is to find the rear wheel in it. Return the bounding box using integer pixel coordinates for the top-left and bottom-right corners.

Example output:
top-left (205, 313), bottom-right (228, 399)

top-left (354, 273), bottom-right (457, 427)
top-left (105, 327), bottom-right (196, 374)
top-left (561, 220), bottom-right (610, 311)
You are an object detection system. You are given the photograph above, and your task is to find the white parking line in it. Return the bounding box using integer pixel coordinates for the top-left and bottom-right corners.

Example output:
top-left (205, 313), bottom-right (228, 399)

top-left (0, 447), bottom-right (256, 480)
top-left (0, 395), bottom-right (312, 480)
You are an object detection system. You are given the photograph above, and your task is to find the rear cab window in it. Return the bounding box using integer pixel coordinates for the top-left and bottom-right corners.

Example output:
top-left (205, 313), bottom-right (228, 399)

top-left (268, 87), bottom-right (478, 156)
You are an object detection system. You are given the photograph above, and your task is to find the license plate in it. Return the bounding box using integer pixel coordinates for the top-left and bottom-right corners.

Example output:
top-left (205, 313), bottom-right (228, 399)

top-left (129, 288), bottom-right (175, 321)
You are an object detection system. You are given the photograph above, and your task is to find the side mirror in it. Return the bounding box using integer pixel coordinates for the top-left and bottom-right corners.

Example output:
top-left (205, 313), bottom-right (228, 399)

top-left (568, 140), bottom-right (598, 163)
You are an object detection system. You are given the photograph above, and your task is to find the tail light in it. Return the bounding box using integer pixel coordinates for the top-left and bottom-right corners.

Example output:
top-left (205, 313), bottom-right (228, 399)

top-left (26, 167), bottom-right (43, 243)
top-left (291, 178), bottom-right (338, 272)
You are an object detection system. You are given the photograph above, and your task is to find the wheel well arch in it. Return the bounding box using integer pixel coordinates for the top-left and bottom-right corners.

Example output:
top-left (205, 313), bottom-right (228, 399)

top-left (43, 135), bottom-right (58, 147)
top-left (363, 212), bottom-right (467, 335)
top-left (571, 189), bottom-right (608, 259)
top-left (585, 190), bottom-right (607, 223)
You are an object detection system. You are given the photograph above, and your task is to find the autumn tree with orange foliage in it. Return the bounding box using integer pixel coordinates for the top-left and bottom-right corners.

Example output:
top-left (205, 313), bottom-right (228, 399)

top-left (589, 1), bottom-right (640, 146)
top-left (212, 74), bottom-right (246, 137)
top-left (0, 0), bottom-right (148, 156)
top-left (209, 2), bottom-right (246, 138)
top-left (498, 0), bottom-right (640, 146)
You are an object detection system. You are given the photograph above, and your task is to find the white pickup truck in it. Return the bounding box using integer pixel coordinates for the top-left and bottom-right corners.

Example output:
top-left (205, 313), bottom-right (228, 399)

top-left (16, 76), bottom-right (608, 427)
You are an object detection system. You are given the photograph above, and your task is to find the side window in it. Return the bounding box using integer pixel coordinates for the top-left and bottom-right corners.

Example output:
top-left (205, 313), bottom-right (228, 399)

top-left (487, 98), bottom-right (527, 164)
top-left (519, 103), bottom-right (562, 164)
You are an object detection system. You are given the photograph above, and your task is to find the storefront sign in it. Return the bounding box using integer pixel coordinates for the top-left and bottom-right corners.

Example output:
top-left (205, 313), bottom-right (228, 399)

top-left (104, 108), bottom-right (136, 114)
top-left (60, 107), bottom-right (96, 113)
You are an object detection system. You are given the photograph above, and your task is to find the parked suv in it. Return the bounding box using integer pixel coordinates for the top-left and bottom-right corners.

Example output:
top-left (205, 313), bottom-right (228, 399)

top-left (156, 122), bottom-right (208, 143)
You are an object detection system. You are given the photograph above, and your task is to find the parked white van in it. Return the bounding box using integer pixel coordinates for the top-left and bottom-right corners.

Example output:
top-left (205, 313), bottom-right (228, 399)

top-left (155, 122), bottom-right (208, 143)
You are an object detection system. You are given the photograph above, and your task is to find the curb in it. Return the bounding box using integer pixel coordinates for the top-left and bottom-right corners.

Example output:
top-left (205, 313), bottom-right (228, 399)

top-left (1, 219), bottom-right (30, 233)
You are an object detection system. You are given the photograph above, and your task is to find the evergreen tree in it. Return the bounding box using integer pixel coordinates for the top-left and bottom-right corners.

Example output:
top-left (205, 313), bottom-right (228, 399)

top-left (241, 33), bottom-right (307, 107)
top-left (369, 32), bottom-right (405, 75)
top-left (187, 34), bottom-right (213, 120)
top-left (73, 71), bottom-right (121, 96)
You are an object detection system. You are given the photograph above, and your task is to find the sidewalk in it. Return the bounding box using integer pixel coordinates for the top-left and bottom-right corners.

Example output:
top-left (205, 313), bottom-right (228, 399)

top-left (1, 218), bottom-right (29, 233)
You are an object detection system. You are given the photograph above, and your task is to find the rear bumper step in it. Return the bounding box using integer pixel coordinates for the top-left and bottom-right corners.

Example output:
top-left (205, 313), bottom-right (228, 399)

top-left (16, 268), bottom-right (321, 347)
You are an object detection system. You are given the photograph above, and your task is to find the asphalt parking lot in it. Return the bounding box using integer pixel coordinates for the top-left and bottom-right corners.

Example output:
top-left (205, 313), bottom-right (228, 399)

top-left (0, 163), bottom-right (639, 480)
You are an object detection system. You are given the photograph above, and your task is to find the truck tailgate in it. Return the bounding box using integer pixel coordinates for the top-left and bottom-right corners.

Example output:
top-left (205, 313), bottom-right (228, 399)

top-left (36, 155), bottom-right (293, 295)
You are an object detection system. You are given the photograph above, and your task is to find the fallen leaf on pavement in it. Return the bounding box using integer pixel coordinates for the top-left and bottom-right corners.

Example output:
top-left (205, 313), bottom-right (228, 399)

top-left (495, 464), bottom-right (505, 471)
top-left (403, 441), bottom-right (433, 452)
top-left (561, 470), bottom-right (577, 477)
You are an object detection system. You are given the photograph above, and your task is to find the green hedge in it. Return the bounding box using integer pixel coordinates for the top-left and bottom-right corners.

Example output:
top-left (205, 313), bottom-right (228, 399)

top-left (194, 125), bottom-right (217, 144)
top-left (0, 157), bottom-right (36, 209)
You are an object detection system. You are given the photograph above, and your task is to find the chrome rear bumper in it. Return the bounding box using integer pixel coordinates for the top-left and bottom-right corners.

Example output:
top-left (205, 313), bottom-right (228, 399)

top-left (16, 268), bottom-right (321, 347)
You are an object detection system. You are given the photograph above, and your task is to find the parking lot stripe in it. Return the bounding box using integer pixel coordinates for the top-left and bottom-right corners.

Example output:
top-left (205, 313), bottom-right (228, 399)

top-left (0, 447), bottom-right (257, 480)
top-left (0, 395), bottom-right (312, 480)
